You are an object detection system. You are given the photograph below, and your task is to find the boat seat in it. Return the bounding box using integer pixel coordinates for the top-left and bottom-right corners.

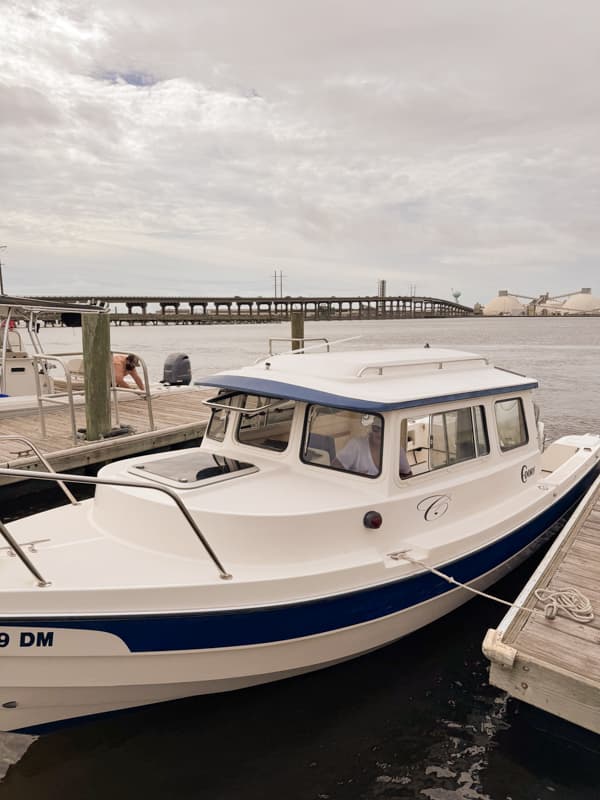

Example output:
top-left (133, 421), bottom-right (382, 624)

top-left (63, 357), bottom-right (85, 380)
top-left (53, 357), bottom-right (86, 391)
top-left (307, 434), bottom-right (336, 465)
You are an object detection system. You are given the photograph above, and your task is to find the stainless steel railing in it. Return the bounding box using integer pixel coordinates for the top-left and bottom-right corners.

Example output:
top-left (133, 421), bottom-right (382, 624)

top-left (0, 462), bottom-right (232, 584)
top-left (31, 350), bottom-right (155, 443)
top-left (0, 436), bottom-right (78, 503)
top-left (356, 355), bottom-right (490, 377)
top-left (268, 337), bottom-right (330, 355)
top-left (32, 353), bottom-right (79, 443)
top-left (109, 350), bottom-right (155, 432)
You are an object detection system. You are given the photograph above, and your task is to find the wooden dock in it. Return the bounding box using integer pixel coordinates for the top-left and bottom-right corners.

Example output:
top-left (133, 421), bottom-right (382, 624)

top-left (0, 388), bottom-right (213, 487)
top-left (483, 474), bottom-right (600, 734)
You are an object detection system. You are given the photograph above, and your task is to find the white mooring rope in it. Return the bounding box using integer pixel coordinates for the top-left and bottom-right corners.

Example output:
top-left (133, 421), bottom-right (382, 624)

top-left (533, 587), bottom-right (594, 623)
top-left (390, 551), bottom-right (595, 624)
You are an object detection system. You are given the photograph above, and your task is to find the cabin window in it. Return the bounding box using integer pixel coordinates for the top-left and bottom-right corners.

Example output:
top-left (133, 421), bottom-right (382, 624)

top-left (495, 397), bottom-right (528, 451)
top-left (301, 405), bottom-right (384, 477)
top-left (206, 392), bottom-right (234, 442)
top-left (404, 405), bottom-right (489, 476)
top-left (206, 408), bottom-right (229, 442)
top-left (236, 394), bottom-right (295, 452)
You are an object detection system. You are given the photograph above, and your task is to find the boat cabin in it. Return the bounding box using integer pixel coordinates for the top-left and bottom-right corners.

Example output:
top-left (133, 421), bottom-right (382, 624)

top-left (182, 348), bottom-right (544, 492)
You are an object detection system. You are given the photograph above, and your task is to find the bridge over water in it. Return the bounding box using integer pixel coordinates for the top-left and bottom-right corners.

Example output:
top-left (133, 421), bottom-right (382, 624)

top-left (38, 294), bottom-right (473, 324)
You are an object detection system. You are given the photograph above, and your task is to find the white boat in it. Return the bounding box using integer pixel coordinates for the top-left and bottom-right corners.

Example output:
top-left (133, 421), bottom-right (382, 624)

top-left (0, 347), bottom-right (598, 733)
top-left (0, 294), bottom-right (189, 423)
top-left (0, 294), bottom-right (108, 416)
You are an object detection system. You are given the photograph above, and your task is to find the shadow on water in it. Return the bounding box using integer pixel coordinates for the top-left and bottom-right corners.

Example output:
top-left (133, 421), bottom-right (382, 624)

top-left (1, 553), bottom-right (599, 800)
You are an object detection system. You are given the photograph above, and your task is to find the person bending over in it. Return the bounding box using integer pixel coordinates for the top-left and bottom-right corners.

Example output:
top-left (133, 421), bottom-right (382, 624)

top-left (113, 353), bottom-right (145, 391)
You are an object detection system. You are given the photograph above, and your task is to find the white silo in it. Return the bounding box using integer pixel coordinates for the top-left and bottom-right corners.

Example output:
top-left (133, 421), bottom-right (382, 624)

top-left (561, 288), bottom-right (600, 314)
top-left (483, 290), bottom-right (525, 316)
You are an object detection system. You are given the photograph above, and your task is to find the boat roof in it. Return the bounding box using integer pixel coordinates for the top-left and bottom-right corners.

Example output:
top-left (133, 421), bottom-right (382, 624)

top-left (0, 294), bottom-right (107, 314)
top-left (197, 348), bottom-right (538, 413)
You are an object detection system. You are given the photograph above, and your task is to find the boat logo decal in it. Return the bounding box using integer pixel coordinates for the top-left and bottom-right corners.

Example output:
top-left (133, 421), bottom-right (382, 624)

top-left (521, 464), bottom-right (535, 483)
top-left (417, 494), bottom-right (451, 521)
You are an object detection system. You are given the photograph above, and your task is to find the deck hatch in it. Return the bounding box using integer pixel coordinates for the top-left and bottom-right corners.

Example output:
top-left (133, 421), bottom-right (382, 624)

top-left (129, 450), bottom-right (257, 488)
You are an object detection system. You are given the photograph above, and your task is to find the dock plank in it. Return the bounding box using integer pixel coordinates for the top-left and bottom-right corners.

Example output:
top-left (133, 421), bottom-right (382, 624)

top-left (522, 612), bottom-right (600, 643)
top-left (552, 564), bottom-right (600, 593)
top-left (514, 622), bottom-right (600, 681)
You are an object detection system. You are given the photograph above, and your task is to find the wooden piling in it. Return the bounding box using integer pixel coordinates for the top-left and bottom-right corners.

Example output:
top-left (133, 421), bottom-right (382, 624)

top-left (82, 312), bottom-right (111, 441)
top-left (291, 310), bottom-right (304, 351)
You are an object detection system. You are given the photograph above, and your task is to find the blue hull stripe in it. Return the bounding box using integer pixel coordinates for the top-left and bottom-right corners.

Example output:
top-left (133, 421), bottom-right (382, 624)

top-left (1, 468), bottom-right (596, 652)
top-left (196, 375), bottom-right (538, 413)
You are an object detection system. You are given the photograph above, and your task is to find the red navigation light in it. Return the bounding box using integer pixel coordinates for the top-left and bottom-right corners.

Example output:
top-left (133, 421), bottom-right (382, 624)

top-left (363, 511), bottom-right (383, 529)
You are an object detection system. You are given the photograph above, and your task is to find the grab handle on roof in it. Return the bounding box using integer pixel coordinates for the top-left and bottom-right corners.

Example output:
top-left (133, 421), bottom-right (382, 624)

top-left (267, 337), bottom-right (330, 355)
top-left (202, 392), bottom-right (287, 415)
top-left (356, 356), bottom-right (489, 377)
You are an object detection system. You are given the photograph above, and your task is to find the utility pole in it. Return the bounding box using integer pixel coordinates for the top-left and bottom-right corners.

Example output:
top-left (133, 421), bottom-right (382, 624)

top-left (0, 245), bottom-right (6, 295)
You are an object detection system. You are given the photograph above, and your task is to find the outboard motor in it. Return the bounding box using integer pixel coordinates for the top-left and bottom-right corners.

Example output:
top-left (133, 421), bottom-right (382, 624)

top-left (162, 353), bottom-right (192, 385)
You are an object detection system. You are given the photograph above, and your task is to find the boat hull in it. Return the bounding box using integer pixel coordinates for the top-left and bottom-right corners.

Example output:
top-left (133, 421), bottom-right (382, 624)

top-left (0, 467), bottom-right (596, 734)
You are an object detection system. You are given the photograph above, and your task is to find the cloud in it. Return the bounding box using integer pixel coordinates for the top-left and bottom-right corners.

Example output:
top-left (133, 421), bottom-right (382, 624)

top-left (2, 1), bottom-right (600, 304)
top-left (0, 84), bottom-right (62, 126)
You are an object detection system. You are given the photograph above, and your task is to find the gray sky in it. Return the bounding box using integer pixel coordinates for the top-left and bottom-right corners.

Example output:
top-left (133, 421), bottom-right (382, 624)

top-left (2, 0), bottom-right (600, 306)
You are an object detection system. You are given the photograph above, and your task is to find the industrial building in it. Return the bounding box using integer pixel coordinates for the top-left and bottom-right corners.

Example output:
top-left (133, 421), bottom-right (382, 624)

top-left (483, 288), bottom-right (600, 316)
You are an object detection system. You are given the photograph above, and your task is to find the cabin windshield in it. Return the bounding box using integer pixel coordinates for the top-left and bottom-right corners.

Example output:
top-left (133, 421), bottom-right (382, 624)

top-left (302, 405), bottom-right (384, 478)
top-left (205, 390), bottom-right (236, 442)
top-left (205, 390), bottom-right (296, 451)
top-left (235, 394), bottom-right (295, 452)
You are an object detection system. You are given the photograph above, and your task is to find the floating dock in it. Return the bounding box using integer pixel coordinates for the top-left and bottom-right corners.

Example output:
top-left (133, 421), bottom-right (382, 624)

top-left (0, 388), bottom-right (212, 488)
top-left (483, 474), bottom-right (600, 734)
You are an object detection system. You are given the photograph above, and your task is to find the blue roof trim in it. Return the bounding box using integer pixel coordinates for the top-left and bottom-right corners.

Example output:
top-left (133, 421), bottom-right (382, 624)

top-left (196, 374), bottom-right (538, 412)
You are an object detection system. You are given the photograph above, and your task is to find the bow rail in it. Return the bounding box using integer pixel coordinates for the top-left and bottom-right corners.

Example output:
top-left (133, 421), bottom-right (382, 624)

top-left (0, 458), bottom-right (232, 585)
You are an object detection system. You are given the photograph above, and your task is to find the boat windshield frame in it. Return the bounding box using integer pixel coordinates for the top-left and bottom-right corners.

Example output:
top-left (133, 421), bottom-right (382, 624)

top-left (204, 390), bottom-right (296, 453)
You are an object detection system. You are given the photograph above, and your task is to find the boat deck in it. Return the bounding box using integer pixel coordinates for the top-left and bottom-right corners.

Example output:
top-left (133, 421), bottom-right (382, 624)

top-left (484, 474), bottom-right (600, 734)
top-left (0, 388), bottom-right (213, 487)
